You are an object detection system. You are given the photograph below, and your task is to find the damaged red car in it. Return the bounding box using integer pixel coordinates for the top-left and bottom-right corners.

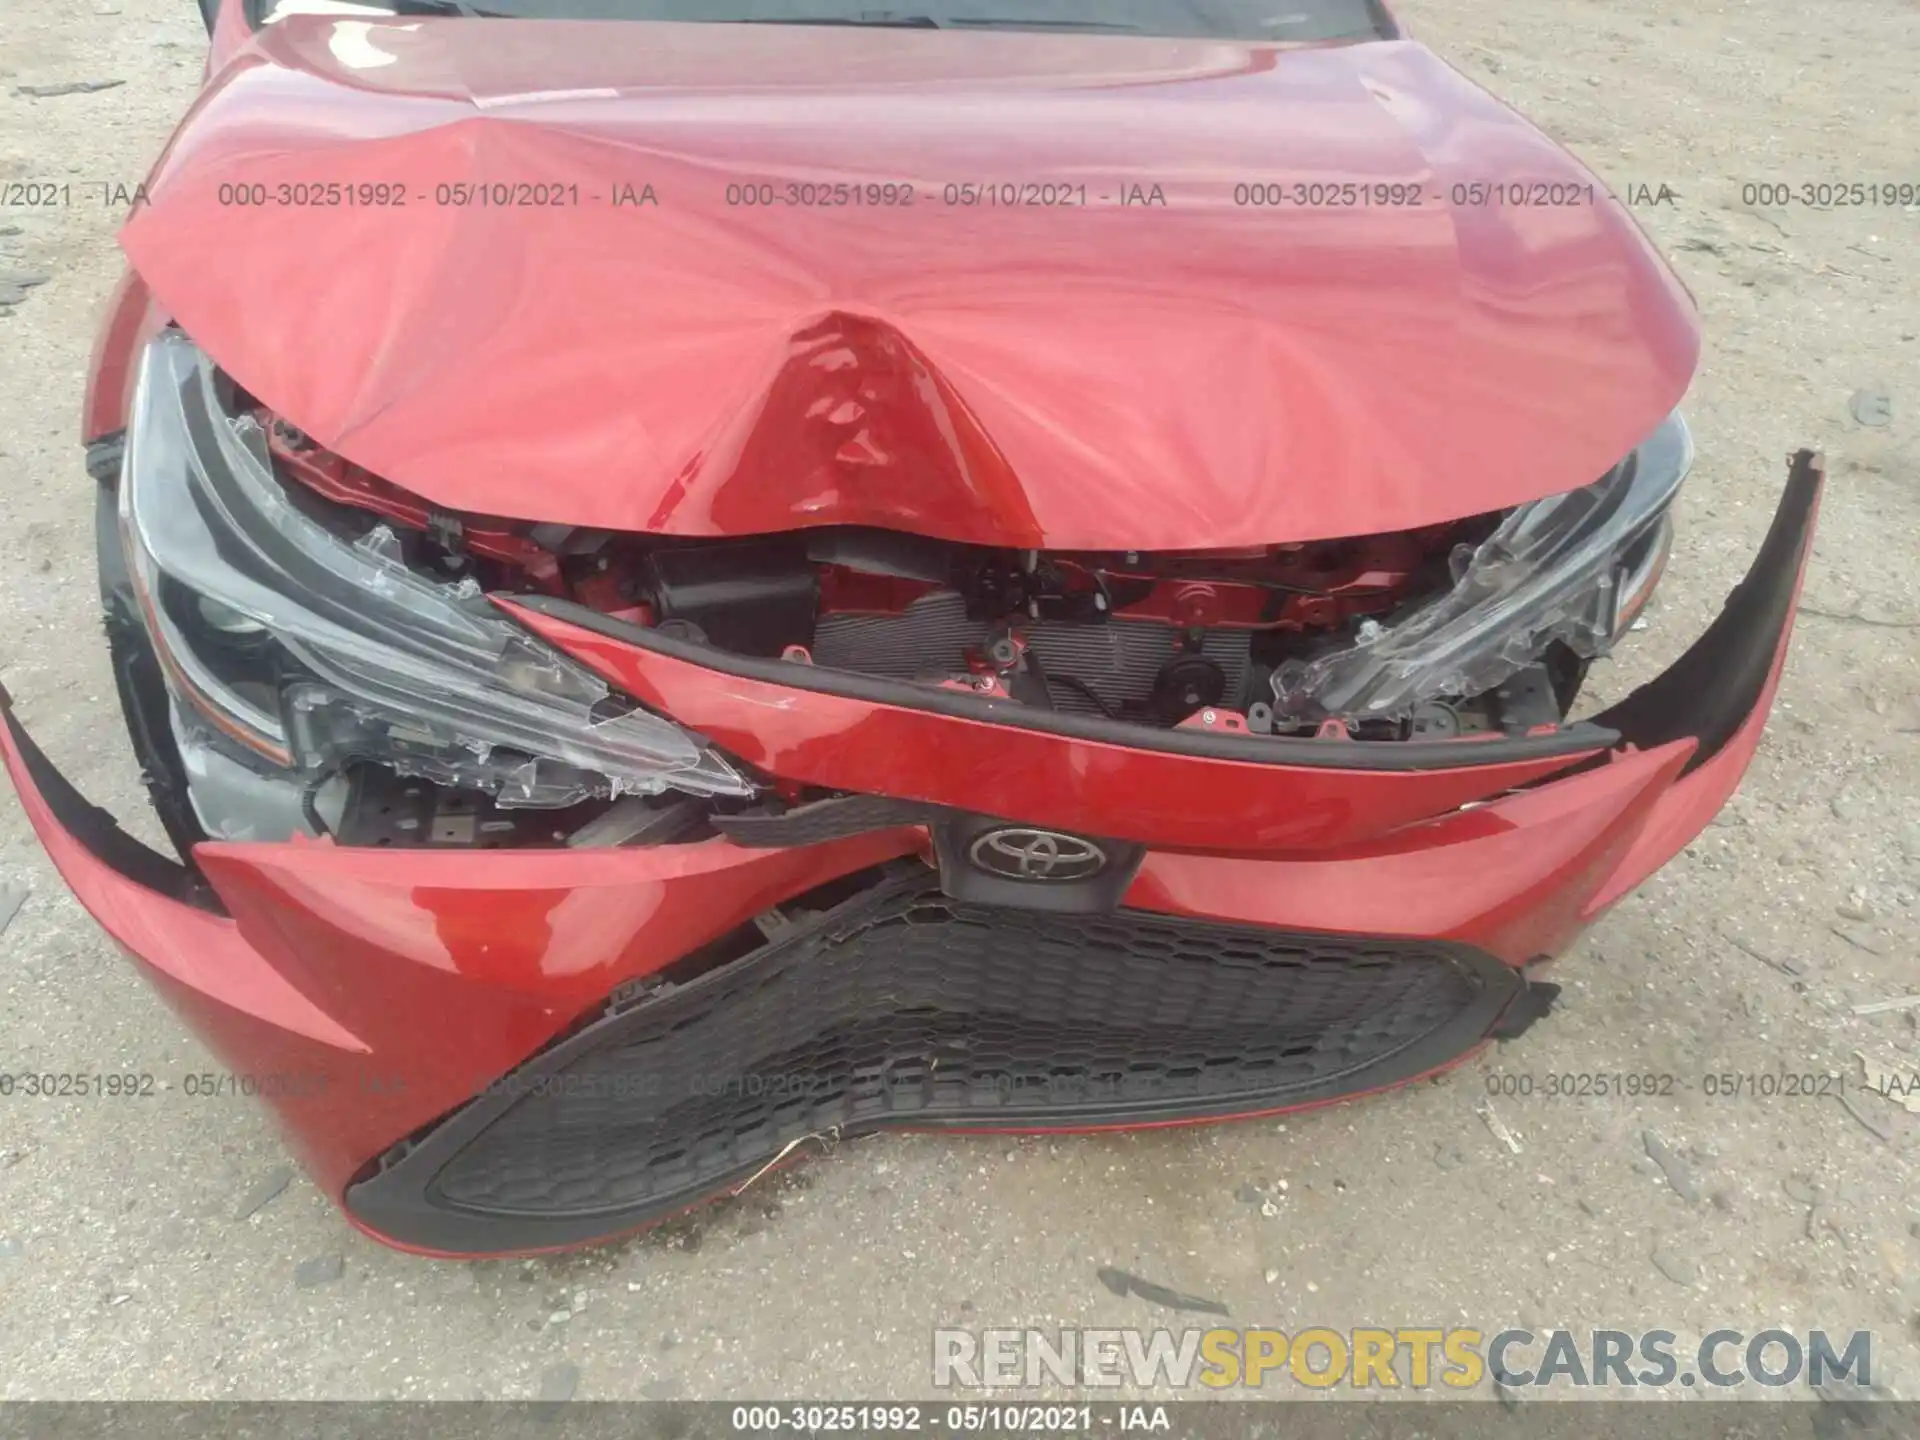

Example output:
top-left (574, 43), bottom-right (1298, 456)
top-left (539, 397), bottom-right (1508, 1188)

top-left (1, 0), bottom-right (1821, 1255)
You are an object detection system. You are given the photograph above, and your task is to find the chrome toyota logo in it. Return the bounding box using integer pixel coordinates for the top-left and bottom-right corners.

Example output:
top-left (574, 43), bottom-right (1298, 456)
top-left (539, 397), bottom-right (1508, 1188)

top-left (968, 827), bottom-right (1108, 882)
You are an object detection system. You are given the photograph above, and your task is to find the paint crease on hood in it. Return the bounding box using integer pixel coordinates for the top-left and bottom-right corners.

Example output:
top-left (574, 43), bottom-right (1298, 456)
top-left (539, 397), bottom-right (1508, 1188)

top-left (119, 17), bottom-right (1699, 548)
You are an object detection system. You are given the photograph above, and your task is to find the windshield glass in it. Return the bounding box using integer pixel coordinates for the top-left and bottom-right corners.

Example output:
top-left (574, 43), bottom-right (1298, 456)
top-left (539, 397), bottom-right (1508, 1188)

top-left (258, 0), bottom-right (1395, 42)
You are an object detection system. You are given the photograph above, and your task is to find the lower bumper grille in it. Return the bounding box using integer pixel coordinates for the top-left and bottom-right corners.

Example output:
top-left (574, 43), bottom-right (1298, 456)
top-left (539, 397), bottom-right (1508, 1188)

top-left (349, 867), bottom-right (1527, 1253)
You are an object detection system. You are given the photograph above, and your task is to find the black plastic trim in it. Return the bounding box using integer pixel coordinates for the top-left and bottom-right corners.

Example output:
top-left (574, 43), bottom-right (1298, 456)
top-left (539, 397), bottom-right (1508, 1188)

top-left (713, 793), bottom-right (943, 846)
top-left (1488, 981), bottom-right (1559, 1041)
top-left (345, 865), bottom-right (1536, 1254)
top-left (512, 595), bottom-right (1618, 773)
top-left (723, 802), bottom-right (1146, 913)
top-left (1592, 450), bottom-right (1823, 775)
top-left (0, 705), bottom-right (219, 912)
top-left (84, 430), bottom-right (126, 484)
top-left (930, 812), bottom-right (1146, 914)
top-left (1363, 0), bottom-right (1402, 39)
top-left (94, 476), bottom-right (217, 868)
top-left (0, 469), bottom-right (221, 911)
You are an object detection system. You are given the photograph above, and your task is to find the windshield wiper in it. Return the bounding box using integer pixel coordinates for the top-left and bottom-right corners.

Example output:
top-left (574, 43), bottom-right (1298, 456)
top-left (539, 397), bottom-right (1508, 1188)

top-left (735, 12), bottom-right (942, 24)
top-left (944, 15), bottom-right (1142, 28)
top-left (732, 11), bottom-right (1141, 27)
top-left (386, 0), bottom-right (510, 15)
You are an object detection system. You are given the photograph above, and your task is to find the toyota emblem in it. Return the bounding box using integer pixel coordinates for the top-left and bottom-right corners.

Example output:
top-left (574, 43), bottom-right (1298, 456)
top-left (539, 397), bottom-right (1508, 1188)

top-left (967, 827), bottom-right (1108, 882)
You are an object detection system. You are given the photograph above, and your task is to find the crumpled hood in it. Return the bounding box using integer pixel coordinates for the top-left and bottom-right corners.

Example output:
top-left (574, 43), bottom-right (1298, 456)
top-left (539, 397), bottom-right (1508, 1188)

top-left (121, 18), bottom-right (1698, 548)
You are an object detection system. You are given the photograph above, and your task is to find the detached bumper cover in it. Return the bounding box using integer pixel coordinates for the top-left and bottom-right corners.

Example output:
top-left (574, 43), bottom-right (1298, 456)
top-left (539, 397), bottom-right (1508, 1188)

top-left (0, 453), bottom-right (1821, 1256)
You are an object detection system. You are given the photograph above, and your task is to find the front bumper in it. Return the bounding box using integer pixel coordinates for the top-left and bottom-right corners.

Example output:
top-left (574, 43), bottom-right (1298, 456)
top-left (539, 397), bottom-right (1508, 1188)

top-left (0, 453), bottom-right (1821, 1256)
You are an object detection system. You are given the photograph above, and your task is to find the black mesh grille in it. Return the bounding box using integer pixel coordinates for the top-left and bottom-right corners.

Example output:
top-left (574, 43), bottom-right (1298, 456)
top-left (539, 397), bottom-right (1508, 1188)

top-left (349, 868), bottom-right (1524, 1250)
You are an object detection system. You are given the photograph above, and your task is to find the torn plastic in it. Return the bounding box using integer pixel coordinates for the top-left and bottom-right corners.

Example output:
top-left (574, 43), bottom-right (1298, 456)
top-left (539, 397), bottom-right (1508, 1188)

top-left (1270, 412), bottom-right (1693, 723)
top-left (172, 701), bottom-right (344, 842)
top-left (282, 682), bottom-right (647, 808)
top-left (121, 332), bottom-right (751, 805)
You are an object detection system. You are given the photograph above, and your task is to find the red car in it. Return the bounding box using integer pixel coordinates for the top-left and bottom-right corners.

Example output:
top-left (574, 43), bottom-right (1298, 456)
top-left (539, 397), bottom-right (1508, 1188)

top-left (2, 0), bottom-right (1819, 1256)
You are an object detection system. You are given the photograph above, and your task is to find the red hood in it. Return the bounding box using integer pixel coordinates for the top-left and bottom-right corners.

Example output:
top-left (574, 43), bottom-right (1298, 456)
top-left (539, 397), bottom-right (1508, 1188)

top-left (121, 18), bottom-right (1698, 548)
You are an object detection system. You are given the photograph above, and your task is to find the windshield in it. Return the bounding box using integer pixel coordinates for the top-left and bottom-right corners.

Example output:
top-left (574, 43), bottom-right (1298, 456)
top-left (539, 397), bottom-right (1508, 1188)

top-left (256, 0), bottom-right (1396, 42)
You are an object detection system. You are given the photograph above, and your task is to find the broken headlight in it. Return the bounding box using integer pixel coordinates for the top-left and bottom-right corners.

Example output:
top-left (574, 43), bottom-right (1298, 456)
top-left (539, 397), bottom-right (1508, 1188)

top-left (1270, 412), bottom-right (1693, 724)
top-left (119, 330), bottom-right (750, 809)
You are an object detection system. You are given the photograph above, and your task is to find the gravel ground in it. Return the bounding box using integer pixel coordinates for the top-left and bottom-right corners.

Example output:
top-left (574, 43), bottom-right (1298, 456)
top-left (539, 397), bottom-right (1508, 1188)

top-left (1, 0), bottom-right (1917, 1404)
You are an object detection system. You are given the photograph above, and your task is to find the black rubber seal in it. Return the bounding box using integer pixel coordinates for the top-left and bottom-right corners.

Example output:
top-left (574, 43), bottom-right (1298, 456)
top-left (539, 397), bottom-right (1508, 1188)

top-left (512, 595), bottom-right (1618, 773)
top-left (1592, 450), bottom-right (1823, 775)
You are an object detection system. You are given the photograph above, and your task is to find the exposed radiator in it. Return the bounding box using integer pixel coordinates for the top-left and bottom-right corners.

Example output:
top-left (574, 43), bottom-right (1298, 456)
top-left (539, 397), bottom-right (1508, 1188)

top-left (810, 591), bottom-right (1252, 715)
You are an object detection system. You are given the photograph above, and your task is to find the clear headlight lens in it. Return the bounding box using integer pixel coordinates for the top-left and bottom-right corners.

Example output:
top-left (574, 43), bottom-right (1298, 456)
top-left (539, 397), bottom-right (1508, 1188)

top-left (1270, 412), bottom-right (1693, 724)
top-left (120, 330), bottom-right (749, 805)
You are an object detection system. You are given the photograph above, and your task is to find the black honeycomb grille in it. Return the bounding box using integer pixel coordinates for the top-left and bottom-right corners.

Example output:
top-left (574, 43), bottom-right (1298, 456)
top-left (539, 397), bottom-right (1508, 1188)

top-left (350, 868), bottom-right (1523, 1251)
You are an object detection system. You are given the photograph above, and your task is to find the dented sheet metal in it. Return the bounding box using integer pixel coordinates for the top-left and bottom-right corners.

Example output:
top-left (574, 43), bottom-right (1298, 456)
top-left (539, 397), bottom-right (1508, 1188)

top-left (120, 20), bottom-right (1697, 549)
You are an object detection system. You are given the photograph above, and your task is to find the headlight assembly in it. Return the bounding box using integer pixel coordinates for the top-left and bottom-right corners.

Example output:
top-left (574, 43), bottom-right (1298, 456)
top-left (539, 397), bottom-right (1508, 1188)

top-left (1269, 412), bottom-right (1693, 724)
top-left (120, 330), bottom-right (750, 807)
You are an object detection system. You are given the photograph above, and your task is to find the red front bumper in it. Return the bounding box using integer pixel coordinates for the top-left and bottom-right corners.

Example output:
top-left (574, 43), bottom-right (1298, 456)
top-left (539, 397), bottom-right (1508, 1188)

top-left (0, 454), bottom-right (1821, 1256)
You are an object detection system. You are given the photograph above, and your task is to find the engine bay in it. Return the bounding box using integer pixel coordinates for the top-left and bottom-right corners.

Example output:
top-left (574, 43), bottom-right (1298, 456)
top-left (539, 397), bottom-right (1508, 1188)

top-left (108, 345), bottom-right (1691, 854)
top-left (266, 419), bottom-right (1588, 747)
